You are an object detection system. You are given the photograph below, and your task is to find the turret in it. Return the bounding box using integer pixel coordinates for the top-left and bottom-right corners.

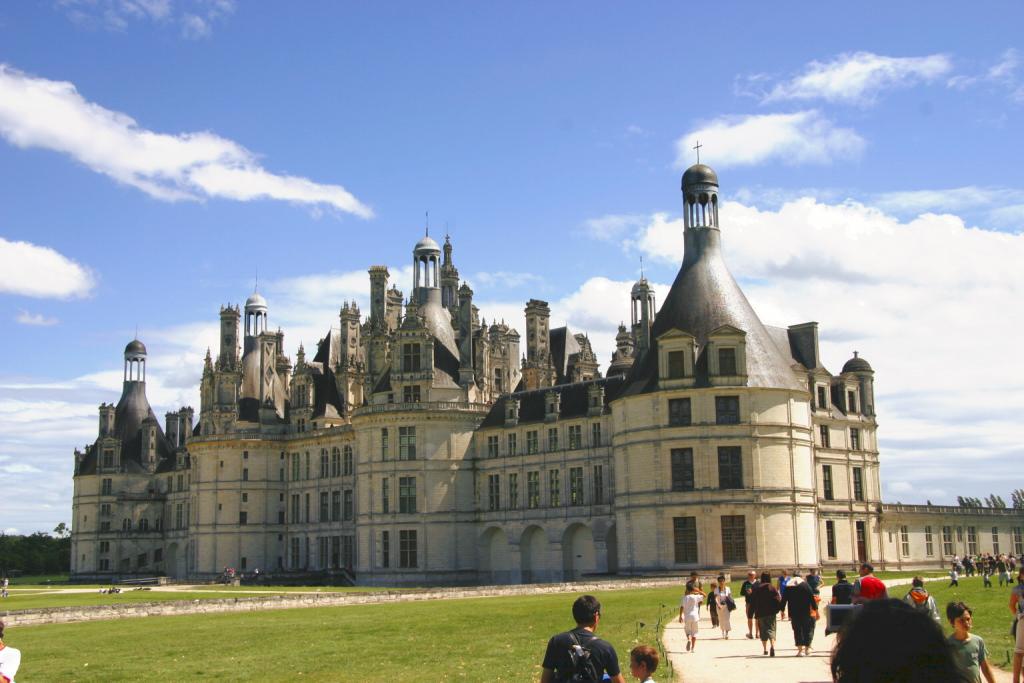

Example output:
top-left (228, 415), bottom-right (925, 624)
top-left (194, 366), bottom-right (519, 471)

top-left (440, 234), bottom-right (460, 310)
top-left (244, 292), bottom-right (268, 337)
top-left (98, 403), bottom-right (115, 436)
top-left (218, 305), bottom-right (240, 369)
top-left (842, 351), bottom-right (876, 417)
top-left (458, 282), bottom-right (475, 387)
top-left (368, 266), bottom-right (389, 328)
top-left (631, 277), bottom-right (655, 357)
top-left (124, 338), bottom-right (147, 383)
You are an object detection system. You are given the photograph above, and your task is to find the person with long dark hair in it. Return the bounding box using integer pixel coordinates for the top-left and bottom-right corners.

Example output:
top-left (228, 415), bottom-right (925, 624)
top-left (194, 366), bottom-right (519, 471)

top-left (782, 574), bottom-right (817, 656)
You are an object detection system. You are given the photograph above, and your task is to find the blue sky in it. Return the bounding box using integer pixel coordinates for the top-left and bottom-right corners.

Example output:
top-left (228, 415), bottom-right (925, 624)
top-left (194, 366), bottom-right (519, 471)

top-left (1, 1), bottom-right (1022, 532)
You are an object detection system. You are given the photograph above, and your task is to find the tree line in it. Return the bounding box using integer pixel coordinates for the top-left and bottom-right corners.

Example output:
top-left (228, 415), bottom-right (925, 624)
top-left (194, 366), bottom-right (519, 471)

top-left (0, 524), bottom-right (71, 576)
top-left (957, 489), bottom-right (1024, 509)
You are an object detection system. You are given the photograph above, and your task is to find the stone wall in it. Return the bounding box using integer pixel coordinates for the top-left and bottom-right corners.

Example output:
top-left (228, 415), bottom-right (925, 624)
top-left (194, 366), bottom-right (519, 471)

top-left (3, 577), bottom-right (683, 628)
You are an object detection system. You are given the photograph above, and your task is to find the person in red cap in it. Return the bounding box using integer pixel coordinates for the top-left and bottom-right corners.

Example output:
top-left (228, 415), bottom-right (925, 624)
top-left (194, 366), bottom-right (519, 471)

top-left (852, 563), bottom-right (888, 604)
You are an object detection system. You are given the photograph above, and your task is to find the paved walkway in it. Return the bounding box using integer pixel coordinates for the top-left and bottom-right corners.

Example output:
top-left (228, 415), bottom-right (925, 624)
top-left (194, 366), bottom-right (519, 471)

top-left (663, 579), bottom-right (1013, 683)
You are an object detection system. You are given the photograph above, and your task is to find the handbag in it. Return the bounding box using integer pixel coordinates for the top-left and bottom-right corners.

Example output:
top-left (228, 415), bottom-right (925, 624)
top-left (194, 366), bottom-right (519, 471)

top-left (725, 594), bottom-right (737, 612)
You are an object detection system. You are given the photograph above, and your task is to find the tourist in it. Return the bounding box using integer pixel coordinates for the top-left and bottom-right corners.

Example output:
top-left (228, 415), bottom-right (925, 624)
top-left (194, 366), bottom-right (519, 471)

top-left (852, 563), bottom-right (888, 603)
top-left (679, 581), bottom-right (704, 652)
top-left (998, 556), bottom-right (1010, 588)
top-left (628, 645), bottom-right (659, 683)
top-left (0, 620), bottom-right (20, 683)
top-left (782, 574), bottom-right (817, 656)
top-left (949, 565), bottom-right (960, 588)
top-left (946, 601), bottom-right (996, 683)
top-left (778, 569), bottom-right (790, 620)
top-left (0, 578), bottom-right (7, 599)
top-left (740, 570), bottom-right (759, 639)
top-left (540, 595), bottom-right (625, 683)
top-left (806, 568), bottom-right (823, 596)
top-left (904, 576), bottom-right (941, 623)
top-left (831, 569), bottom-right (854, 605)
top-left (750, 571), bottom-right (782, 656)
top-left (712, 574), bottom-right (732, 639)
top-left (1010, 567), bottom-right (1024, 683)
top-left (689, 571), bottom-right (704, 618)
top-left (831, 599), bottom-right (972, 683)
top-left (983, 565), bottom-right (993, 589)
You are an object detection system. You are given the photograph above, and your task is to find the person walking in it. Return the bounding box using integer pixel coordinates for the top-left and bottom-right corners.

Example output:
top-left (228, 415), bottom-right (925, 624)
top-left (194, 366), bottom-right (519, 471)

top-left (540, 595), bottom-right (626, 683)
top-left (740, 570), bottom-right (759, 639)
top-left (852, 563), bottom-right (888, 603)
top-left (0, 620), bottom-right (20, 683)
top-left (825, 569), bottom-right (856, 636)
top-left (947, 601), bottom-right (997, 683)
top-left (806, 568), bottom-right (823, 596)
top-left (777, 569), bottom-right (790, 620)
top-left (904, 576), bottom-right (941, 623)
top-left (949, 565), bottom-right (960, 588)
top-left (998, 557), bottom-right (1010, 588)
top-left (679, 581), bottom-right (705, 653)
top-left (782, 574), bottom-right (817, 656)
top-left (1010, 567), bottom-right (1024, 683)
top-left (713, 575), bottom-right (733, 639)
top-left (750, 571), bottom-right (782, 657)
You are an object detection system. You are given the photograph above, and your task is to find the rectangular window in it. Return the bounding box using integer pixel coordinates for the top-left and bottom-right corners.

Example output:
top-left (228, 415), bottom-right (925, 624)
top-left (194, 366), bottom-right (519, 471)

top-left (1013, 527), bottom-right (1023, 555)
top-left (381, 531), bottom-right (390, 568)
top-left (99, 559), bottom-right (110, 571)
top-left (816, 386), bottom-right (827, 410)
top-left (819, 425), bottom-right (830, 448)
top-left (342, 535), bottom-right (355, 568)
top-left (320, 492), bottom-right (329, 522)
top-left (175, 504), bottom-right (182, 530)
top-left (526, 430), bottom-right (538, 454)
top-left (305, 493), bottom-right (310, 522)
top-left (721, 515), bottom-right (747, 564)
top-left (508, 473), bottom-right (519, 510)
top-left (381, 477), bottom-right (389, 514)
top-left (329, 536), bottom-right (340, 568)
top-left (290, 494), bottom-right (300, 523)
top-left (992, 527), bottom-right (1000, 554)
top-left (101, 503), bottom-right (112, 517)
top-left (99, 540), bottom-right (110, 553)
top-left (848, 390), bottom-right (857, 413)
top-left (715, 396), bottom-right (740, 425)
top-left (822, 464), bottom-right (834, 501)
top-left (403, 385), bottom-right (421, 403)
top-left (487, 435), bottom-right (499, 457)
top-left (547, 428), bottom-right (558, 451)
top-left (568, 425), bottom-right (582, 449)
top-left (402, 343), bottom-right (421, 372)
top-left (925, 526), bottom-right (934, 556)
top-left (290, 537), bottom-right (300, 568)
top-left (507, 433), bottom-right (517, 455)
top-left (100, 521), bottom-right (111, 532)
top-left (593, 465), bottom-right (605, 505)
top-left (667, 350), bottom-right (685, 379)
top-left (668, 398), bottom-right (691, 426)
top-left (671, 448), bottom-right (695, 492)
top-left (101, 478), bottom-right (112, 495)
top-left (488, 474), bottom-right (500, 511)
top-left (291, 453), bottom-right (300, 481)
top-left (569, 467), bottom-right (584, 506)
top-left (900, 525), bottom-right (910, 556)
top-left (527, 471), bottom-right (540, 508)
top-left (343, 446), bottom-right (353, 476)
top-left (320, 451), bottom-right (330, 478)
top-left (591, 423), bottom-right (601, 447)
top-left (850, 428), bottom-right (861, 451)
top-left (967, 526), bottom-right (978, 554)
top-left (673, 516), bottom-right (698, 564)
top-left (718, 347), bottom-right (737, 375)
top-left (242, 467), bottom-right (249, 481)
top-left (399, 426), bottom-right (416, 460)
top-left (239, 511), bottom-right (248, 525)
top-left (332, 448), bottom-right (341, 477)
top-left (399, 529), bottom-right (417, 568)
top-left (853, 467), bottom-right (864, 501)
top-left (942, 526), bottom-right (954, 556)
top-left (177, 474), bottom-right (184, 491)
top-left (717, 446), bottom-right (742, 489)
top-left (102, 449), bottom-right (114, 468)
top-left (549, 469), bottom-right (561, 506)
top-left (344, 490), bottom-right (354, 521)
top-left (826, 520), bottom-right (837, 558)
top-left (957, 527), bottom-right (964, 542)
top-left (305, 453), bottom-right (311, 479)
top-left (381, 428), bottom-right (389, 459)
top-left (332, 491), bottom-right (341, 522)
top-left (399, 476), bottom-right (416, 514)
top-left (317, 537), bottom-right (328, 569)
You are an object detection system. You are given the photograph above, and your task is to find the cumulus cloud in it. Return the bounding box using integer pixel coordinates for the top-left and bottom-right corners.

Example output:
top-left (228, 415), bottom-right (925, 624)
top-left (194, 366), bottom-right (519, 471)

top-left (0, 237), bottom-right (95, 299)
top-left (675, 111), bottom-right (864, 168)
top-left (752, 51), bottom-right (952, 105)
top-left (948, 48), bottom-right (1024, 101)
top-left (0, 64), bottom-right (372, 217)
top-left (15, 311), bottom-right (59, 326)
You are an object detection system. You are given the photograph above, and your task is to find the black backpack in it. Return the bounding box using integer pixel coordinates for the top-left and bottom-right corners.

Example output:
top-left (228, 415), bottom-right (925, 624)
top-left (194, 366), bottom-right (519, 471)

top-left (562, 631), bottom-right (601, 683)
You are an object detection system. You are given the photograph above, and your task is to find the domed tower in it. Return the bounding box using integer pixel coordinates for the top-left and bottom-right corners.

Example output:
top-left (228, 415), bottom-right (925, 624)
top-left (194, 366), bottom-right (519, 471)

top-left (842, 351), bottom-right (875, 417)
top-left (124, 338), bottom-right (147, 383)
top-left (244, 291), bottom-right (268, 338)
top-left (631, 276), bottom-right (655, 357)
top-left (682, 163), bottom-right (719, 230)
top-left (410, 232), bottom-right (459, 356)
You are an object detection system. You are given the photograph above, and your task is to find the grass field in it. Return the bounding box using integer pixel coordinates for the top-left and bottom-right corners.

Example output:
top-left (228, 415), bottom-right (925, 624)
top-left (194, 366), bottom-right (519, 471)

top-left (0, 589), bottom-right (296, 611)
top-left (922, 576), bottom-right (1021, 671)
top-left (4, 584), bottom-right (681, 681)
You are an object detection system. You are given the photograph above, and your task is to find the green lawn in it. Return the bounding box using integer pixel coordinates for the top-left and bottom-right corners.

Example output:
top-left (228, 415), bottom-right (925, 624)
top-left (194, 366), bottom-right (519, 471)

top-left (0, 590), bottom-right (290, 611)
top-left (4, 585), bottom-right (681, 681)
top-left (922, 576), bottom-right (1021, 671)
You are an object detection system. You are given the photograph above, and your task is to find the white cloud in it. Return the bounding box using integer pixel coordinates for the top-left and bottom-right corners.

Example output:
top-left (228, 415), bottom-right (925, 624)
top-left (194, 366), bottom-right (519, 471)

top-left (0, 237), bottom-right (95, 299)
top-left (583, 214), bottom-right (648, 242)
top-left (675, 111), bottom-right (864, 168)
top-left (874, 186), bottom-right (1024, 229)
top-left (619, 197), bottom-right (1024, 504)
top-left (948, 48), bottom-right (1024, 103)
top-left (471, 271), bottom-right (545, 289)
top-left (58, 0), bottom-right (235, 38)
top-left (758, 51), bottom-right (951, 105)
top-left (0, 64), bottom-right (372, 217)
top-left (15, 310), bottom-right (59, 326)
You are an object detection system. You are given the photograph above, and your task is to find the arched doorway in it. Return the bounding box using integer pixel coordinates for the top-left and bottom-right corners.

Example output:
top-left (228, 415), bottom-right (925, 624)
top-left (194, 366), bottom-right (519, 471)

top-left (562, 523), bottom-right (596, 580)
top-left (521, 526), bottom-right (548, 584)
top-left (479, 527), bottom-right (512, 584)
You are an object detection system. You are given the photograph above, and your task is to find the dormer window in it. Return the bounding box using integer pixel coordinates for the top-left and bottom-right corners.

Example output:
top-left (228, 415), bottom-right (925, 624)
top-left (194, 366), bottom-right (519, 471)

top-left (816, 386), bottom-right (828, 410)
top-left (402, 343), bottom-right (421, 372)
top-left (847, 389), bottom-right (858, 413)
top-left (707, 325), bottom-right (747, 385)
top-left (718, 347), bottom-right (737, 376)
top-left (657, 329), bottom-right (697, 389)
top-left (668, 351), bottom-right (686, 378)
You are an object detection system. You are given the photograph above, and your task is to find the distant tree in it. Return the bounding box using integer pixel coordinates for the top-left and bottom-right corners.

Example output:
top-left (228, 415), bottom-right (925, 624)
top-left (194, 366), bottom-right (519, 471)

top-left (1012, 489), bottom-right (1024, 509)
top-left (958, 496), bottom-right (983, 508)
top-left (53, 522), bottom-right (70, 539)
top-left (0, 531), bottom-right (70, 576)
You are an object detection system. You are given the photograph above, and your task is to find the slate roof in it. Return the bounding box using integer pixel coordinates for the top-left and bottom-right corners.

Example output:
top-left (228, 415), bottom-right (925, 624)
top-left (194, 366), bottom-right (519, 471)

top-left (479, 375), bottom-right (625, 428)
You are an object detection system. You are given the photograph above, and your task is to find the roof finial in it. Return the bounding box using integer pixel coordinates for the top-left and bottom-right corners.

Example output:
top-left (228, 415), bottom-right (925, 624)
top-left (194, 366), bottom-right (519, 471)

top-left (640, 255), bottom-right (644, 279)
top-left (425, 211), bottom-right (429, 237)
top-left (134, 324), bottom-right (138, 340)
top-left (255, 266), bottom-right (259, 293)
top-left (693, 139), bottom-right (702, 164)
top-left (853, 350), bottom-right (859, 358)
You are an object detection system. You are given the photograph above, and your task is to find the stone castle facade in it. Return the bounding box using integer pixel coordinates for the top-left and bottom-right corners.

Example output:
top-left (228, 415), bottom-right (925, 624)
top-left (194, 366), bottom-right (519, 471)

top-left (71, 164), bottom-right (1024, 584)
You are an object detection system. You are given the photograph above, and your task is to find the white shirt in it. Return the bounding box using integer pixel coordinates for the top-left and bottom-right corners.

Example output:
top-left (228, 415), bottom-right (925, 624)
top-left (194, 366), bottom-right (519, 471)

top-left (681, 593), bottom-right (704, 620)
top-left (0, 645), bottom-right (21, 683)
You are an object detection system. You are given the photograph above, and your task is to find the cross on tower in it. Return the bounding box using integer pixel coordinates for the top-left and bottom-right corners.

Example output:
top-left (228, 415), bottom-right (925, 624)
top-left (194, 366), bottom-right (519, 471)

top-left (693, 140), bottom-right (702, 164)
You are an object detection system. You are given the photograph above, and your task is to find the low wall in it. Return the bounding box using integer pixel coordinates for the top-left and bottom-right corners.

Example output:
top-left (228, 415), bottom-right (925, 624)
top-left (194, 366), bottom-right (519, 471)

top-left (2, 577), bottom-right (683, 628)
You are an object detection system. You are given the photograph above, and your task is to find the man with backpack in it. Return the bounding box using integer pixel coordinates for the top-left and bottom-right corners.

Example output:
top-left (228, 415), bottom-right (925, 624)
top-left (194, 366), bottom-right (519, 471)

top-left (540, 595), bottom-right (626, 683)
top-left (903, 576), bottom-right (941, 623)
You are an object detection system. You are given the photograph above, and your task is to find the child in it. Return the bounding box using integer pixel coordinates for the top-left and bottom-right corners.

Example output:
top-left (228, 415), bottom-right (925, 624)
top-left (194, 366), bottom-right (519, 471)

top-left (948, 566), bottom-right (959, 588)
top-left (629, 644), bottom-right (659, 682)
top-left (946, 601), bottom-right (996, 683)
top-left (982, 568), bottom-right (992, 588)
top-left (679, 580), bottom-right (704, 652)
